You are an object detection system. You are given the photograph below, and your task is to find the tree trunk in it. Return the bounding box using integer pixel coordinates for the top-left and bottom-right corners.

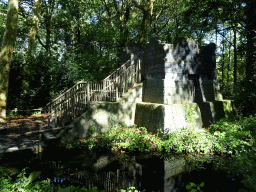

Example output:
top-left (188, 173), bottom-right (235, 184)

top-left (221, 38), bottom-right (225, 93)
top-left (245, 0), bottom-right (256, 84)
top-left (119, 6), bottom-right (130, 52)
top-left (243, 0), bottom-right (256, 116)
top-left (0, 0), bottom-right (19, 123)
top-left (133, 0), bottom-right (155, 46)
top-left (45, 15), bottom-right (51, 57)
top-left (23, 0), bottom-right (42, 96)
top-left (227, 31), bottom-right (231, 95)
top-left (27, 0), bottom-right (42, 60)
top-left (139, 7), bottom-right (152, 45)
top-left (233, 27), bottom-right (237, 93)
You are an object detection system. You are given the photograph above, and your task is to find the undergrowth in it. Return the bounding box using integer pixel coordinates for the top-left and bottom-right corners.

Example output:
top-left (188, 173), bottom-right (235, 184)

top-left (1, 114), bottom-right (256, 191)
top-left (68, 114), bottom-right (256, 192)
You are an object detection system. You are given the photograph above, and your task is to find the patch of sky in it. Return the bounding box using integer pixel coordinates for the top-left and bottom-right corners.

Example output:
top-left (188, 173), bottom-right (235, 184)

top-left (19, 1), bottom-right (33, 13)
top-left (88, 14), bottom-right (98, 24)
top-left (57, 40), bottom-right (66, 61)
top-left (0, 0), bottom-right (7, 5)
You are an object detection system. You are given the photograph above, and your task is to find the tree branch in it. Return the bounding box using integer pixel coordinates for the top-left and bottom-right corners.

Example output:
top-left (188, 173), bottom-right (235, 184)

top-left (18, 4), bottom-right (33, 26)
top-left (153, 16), bottom-right (172, 36)
top-left (216, 30), bottom-right (232, 45)
top-left (113, 0), bottom-right (121, 15)
top-left (36, 34), bottom-right (47, 49)
top-left (101, 0), bottom-right (117, 30)
top-left (102, 0), bottom-right (112, 18)
top-left (131, 0), bottom-right (144, 10)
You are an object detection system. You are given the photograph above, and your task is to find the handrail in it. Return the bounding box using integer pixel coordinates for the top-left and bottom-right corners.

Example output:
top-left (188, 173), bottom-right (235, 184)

top-left (46, 60), bottom-right (131, 107)
top-left (104, 60), bottom-right (130, 81)
top-left (47, 59), bottom-right (141, 128)
top-left (46, 81), bottom-right (87, 106)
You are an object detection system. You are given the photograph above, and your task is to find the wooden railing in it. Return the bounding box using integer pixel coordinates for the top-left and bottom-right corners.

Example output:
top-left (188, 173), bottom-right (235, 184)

top-left (47, 59), bottom-right (141, 127)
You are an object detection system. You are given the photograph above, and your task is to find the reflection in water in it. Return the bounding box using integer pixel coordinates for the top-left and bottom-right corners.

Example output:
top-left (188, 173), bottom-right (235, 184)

top-left (3, 147), bottom-right (249, 192)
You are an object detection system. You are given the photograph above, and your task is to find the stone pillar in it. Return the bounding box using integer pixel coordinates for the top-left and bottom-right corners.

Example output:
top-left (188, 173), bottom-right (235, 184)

top-left (141, 38), bottom-right (199, 104)
top-left (121, 38), bottom-right (232, 131)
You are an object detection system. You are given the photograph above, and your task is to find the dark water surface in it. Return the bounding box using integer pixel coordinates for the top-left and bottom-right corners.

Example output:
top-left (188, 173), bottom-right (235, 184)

top-left (0, 144), bottom-right (249, 192)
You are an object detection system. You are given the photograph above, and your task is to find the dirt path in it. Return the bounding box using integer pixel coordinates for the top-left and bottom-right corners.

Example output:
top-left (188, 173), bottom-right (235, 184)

top-left (0, 113), bottom-right (59, 154)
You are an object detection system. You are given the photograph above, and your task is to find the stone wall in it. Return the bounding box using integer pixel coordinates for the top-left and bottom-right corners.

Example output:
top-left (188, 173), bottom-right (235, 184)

top-left (57, 83), bottom-right (143, 144)
top-left (120, 38), bottom-right (235, 128)
top-left (120, 38), bottom-right (212, 81)
top-left (120, 38), bottom-right (219, 105)
top-left (135, 102), bottom-right (203, 135)
top-left (142, 38), bottom-right (200, 81)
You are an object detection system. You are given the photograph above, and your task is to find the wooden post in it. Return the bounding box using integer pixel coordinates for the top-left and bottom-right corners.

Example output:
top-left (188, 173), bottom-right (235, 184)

top-left (38, 125), bottom-right (42, 160)
top-left (103, 80), bottom-right (106, 101)
top-left (123, 70), bottom-right (126, 94)
top-left (138, 59), bottom-right (141, 82)
top-left (54, 105), bottom-right (57, 128)
top-left (116, 86), bottom-right (118, 102)
top-left (87, 82), bottom-right (90, 108)
top-left (71, 88), bottom-right (74, 119)
top-left (85, 82), bottom-right (87, 107)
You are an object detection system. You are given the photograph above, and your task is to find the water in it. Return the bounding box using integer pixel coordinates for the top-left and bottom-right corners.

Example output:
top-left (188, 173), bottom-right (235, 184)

top-left (2, 146), bottom-right (249, 192)
top-left (27, 176), bottom-right (68, 185)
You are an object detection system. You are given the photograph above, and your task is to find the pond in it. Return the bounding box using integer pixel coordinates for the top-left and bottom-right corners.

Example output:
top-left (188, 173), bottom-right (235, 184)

top-left (0, 143), bottom-right (249, 192)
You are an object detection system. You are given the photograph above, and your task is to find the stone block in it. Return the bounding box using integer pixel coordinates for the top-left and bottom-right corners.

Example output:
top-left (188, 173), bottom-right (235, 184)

top-left (142, 79), bottom-right (194, 104)
top-left (135, 102), bottom-right (203, 138)
top-left (201, 100), bottom-right (236, 128)
top-left (200, 80), bottom-right (223, 102)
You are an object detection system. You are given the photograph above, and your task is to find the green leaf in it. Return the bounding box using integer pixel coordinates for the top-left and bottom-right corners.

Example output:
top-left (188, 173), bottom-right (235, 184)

top-left (27, 171), bottom-right (42, 184)
top-left (57, 186), bottom-right (77, 192)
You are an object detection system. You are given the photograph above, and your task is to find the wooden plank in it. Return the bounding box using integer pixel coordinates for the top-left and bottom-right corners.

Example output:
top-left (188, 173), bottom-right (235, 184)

top-left (87, 82), bottom-right (90, 107)
top-left (116, 86), bottom-right (118, 101)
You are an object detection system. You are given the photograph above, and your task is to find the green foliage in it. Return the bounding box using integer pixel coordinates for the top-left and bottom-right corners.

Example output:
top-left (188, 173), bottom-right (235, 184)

top-left (208, 115), bottom-right (256, 191)
top-left (68, 114), bottom-right (256, 165)
top-left (119, 186), bottom-right (146, 192)
top-left (71, 126), bottom-right (162, 152)
top-left (239, 172), bottom-right (256, 192)
top-left (7, 51), bottom-right (79, 110)
top-left (156, 127), bottom-right (170, 141)
top-left (7, 110), bottom-right (20, 117)
top-left (234, 80), bottom-right (256, 117)
top-left (1, 114), bottom-right (256, 192)
top-left (0, 167), bottom-right (53, 192)
top-left (0, 2), bottom-right (7, 46)
top-left (185, 182), bottom-right (205, 192)
top-left (185, 108), bottom-right (194, 124)
top-left (67, 114), bottom-right (256, 192)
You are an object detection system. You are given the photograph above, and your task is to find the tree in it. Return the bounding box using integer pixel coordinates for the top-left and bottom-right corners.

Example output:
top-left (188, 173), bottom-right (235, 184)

top-left (0, 2), bottom-right (7, 44)
top-left (0, 0), bottom-right (19, 123)
top-left (27, 0), bottom-right (42, 60)
top-left (240, 0), bottom-right (256, 116)
top-left (131, 0), bottom-right (189, 46)
top-left (23, 0), bottom-right (42, 97)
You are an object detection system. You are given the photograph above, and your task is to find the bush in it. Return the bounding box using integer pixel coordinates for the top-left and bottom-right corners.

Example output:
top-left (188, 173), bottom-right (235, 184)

top-left (68, 114), bottom-right (256, 191)
top-left (2, 114), bottom-right (256, 192)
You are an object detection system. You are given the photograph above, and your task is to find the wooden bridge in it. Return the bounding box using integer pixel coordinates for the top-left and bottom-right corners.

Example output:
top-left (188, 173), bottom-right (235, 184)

top-left (47, 60), bottom-right (142, 128)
